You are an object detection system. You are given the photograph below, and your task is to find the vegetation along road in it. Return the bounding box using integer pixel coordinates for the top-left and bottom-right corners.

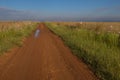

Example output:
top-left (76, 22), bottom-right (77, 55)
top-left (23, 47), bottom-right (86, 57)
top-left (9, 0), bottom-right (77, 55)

top-left (0, 23), bottom-right (98, 80)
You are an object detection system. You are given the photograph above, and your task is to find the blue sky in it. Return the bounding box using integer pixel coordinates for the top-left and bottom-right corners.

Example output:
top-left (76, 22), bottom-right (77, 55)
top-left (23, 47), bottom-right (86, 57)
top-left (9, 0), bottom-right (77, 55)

top-left (0, 0), bottom-right (120, 21)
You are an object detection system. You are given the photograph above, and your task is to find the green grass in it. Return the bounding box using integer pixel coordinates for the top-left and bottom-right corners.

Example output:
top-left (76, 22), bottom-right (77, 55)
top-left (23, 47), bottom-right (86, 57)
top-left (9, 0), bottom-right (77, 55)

top-left (0, 23), bottom-right (37, 55)
top-left (46, 22), bottom-right (120, 80)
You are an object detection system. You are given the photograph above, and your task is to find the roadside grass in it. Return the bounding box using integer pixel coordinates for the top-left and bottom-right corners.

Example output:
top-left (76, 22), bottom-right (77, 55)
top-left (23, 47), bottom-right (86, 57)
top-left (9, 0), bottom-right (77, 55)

top-left (46, 22), bottom-right (120, 80)
top-left (0, 22), bottom-right (37, 55)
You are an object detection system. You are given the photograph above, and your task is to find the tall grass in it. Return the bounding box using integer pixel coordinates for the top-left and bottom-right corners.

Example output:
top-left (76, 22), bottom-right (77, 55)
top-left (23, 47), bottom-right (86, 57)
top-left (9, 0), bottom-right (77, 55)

top-left (46, 22), bottom-right (120, 80)
top-left (0, 22), bottom-right (37, 55)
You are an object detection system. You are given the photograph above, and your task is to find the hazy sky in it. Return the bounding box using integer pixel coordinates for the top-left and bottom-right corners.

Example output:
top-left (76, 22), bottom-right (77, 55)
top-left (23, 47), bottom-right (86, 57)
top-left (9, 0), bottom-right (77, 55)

top-left (0, 0), bottom-right (120, 21)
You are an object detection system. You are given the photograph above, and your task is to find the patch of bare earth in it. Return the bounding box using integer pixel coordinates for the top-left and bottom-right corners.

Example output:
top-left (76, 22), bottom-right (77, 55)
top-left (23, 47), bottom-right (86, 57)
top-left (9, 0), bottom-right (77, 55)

top-left (0, 23), bottom-right (98, 80)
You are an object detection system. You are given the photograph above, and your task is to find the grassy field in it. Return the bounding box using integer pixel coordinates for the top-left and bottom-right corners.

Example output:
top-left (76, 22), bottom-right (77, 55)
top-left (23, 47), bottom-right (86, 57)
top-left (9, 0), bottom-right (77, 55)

top-left (46, 22), bottom-right (120, 80)
top-left (0, 21), bottom-right (37, 55)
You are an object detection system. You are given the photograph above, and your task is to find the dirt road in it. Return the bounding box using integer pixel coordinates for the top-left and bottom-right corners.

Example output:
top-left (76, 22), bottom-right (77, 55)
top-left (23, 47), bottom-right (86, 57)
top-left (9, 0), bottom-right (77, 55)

top-left (0, 23), bottom-right (97, 80)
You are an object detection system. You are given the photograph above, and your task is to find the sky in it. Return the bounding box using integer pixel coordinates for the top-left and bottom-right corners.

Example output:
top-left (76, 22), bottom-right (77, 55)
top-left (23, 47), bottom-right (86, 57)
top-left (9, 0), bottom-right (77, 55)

top-left (0, 0), bottom-right (120, 21)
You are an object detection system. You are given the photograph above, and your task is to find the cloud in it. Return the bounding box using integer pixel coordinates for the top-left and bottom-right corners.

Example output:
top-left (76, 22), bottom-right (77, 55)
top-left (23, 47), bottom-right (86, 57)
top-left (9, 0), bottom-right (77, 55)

top-left (82, 6), bottom-right (120, 21)
top-left (0, 7), bottom-right (83, 21)
top-left (0, 7), bottom-right (120, 21)
top-left (94, 6), bottom-right (120, 12)
top-left (0, 7), bottom-right (42, 21)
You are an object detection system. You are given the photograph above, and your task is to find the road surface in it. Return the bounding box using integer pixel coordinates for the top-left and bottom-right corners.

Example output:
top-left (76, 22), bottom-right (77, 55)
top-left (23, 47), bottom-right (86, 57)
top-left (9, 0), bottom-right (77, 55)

top-left (0, 23), bottom-right (98, 80)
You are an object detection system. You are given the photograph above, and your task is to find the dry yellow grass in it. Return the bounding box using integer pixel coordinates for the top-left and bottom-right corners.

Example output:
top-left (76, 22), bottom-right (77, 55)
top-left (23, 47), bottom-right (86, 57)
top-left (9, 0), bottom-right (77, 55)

top-left (0, 21), bottom-right (36, 31)
top-left (52, 22), bottom-right (120, 33)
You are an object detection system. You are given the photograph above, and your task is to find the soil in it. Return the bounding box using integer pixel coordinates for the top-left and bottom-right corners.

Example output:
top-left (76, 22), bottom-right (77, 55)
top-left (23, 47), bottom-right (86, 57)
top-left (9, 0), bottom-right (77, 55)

top-left (0, 23), bottom-right (98, 80)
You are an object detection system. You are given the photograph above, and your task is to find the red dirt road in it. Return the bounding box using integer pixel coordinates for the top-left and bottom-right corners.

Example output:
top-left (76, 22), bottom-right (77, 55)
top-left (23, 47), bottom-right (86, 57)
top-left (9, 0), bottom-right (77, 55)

top-left (0, 24), bottom-right (98, 80)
